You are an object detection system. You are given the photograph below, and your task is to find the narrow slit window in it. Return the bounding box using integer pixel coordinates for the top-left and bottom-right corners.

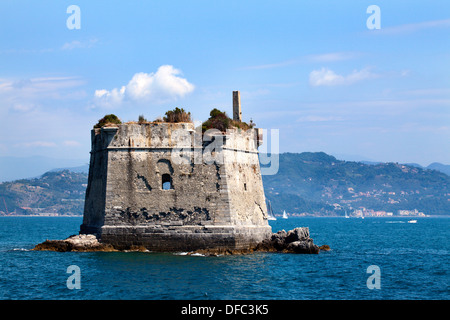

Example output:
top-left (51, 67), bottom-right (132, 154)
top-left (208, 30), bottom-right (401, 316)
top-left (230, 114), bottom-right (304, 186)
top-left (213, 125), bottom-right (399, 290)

top-left (162, 174), bottom-right (173, 190)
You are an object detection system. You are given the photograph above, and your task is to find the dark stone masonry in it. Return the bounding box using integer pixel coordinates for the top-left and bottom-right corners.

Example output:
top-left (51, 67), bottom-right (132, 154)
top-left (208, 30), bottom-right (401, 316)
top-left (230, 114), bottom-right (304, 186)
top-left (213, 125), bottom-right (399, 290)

top-left (33, 227), bottom-right (323, 255)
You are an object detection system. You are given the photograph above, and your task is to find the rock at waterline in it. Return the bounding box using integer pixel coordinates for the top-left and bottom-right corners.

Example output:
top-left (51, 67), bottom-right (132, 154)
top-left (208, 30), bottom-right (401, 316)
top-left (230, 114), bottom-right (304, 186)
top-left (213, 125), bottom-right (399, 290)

top-left (319, 244), bottom-right (331, 251)
top-left (255, 227), bottom-right (320, 254)
top-left (191, 227), bottom-right (323, 255)
top-left (33, 234), bottom-right (117, 252)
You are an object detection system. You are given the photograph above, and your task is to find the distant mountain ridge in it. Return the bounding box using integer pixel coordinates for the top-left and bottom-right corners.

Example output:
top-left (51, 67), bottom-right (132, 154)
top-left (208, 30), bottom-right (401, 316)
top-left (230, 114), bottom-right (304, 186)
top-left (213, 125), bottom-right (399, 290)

top-left (358, 161), bottom-right (450, 176)
top-left (49, 164), bottom-right (89, 174)
top-left (262, 152), bottom-right (450, 216)
top-left (427, 162), bottom-right (450, 176)
top-left (362, 161), bottom-right (450, 176)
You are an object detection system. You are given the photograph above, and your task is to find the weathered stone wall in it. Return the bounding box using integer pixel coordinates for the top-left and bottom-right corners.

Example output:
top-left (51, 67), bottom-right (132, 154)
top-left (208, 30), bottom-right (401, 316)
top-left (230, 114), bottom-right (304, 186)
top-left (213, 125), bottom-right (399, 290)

top-left (222, 129), bottom-right (268, 227)
top-left (80, 122), bottom-right (272, 251)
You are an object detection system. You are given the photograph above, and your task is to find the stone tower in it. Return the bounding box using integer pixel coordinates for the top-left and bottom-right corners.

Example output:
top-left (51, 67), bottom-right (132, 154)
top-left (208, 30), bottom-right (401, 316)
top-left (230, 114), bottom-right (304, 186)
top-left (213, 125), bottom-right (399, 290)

top-left (233, 91), bottom-right (242, 122)
top-left (80, 94), bottom-right (272, 252)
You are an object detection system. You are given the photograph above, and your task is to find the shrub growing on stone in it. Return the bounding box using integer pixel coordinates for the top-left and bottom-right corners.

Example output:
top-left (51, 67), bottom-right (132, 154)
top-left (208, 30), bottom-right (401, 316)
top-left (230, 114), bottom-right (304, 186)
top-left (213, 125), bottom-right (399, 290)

top-left (163, 107), bottom-right (192, 123)
top-left (94, 114), bottom-right (122, 128)
top-left (202, 108), bottom-right (230, 132)
top-left (138, 115), bottom-right (147, 124)
top-left (202, 108), bottom-right (255, 132)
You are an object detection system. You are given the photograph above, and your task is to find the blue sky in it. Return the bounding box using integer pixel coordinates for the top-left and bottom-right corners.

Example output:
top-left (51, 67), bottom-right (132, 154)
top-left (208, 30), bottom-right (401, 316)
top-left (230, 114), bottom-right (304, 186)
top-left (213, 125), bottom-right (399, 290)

top-left (0, 0), bottom-right (449, 166)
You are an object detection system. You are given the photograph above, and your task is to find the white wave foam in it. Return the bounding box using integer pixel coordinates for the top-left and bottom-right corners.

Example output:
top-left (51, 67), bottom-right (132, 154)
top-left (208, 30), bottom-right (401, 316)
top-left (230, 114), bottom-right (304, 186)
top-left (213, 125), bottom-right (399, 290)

top-left (173, 252), bottom-right (207, 257)
top-left (189, 253), bottom-right (206, 257)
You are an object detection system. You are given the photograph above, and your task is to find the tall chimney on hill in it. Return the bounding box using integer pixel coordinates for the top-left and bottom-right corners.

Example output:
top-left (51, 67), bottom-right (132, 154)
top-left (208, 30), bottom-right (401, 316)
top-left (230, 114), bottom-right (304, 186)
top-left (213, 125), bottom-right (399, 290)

top-left (233, 91), bottom-right (242, 122)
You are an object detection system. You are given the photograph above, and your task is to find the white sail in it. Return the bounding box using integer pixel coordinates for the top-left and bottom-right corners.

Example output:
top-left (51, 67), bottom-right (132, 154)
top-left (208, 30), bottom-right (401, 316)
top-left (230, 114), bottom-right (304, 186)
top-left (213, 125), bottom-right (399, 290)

top-left (267, 201), bottom-right (277, 220)
top-left (282, 210), bottom-right (288, 219)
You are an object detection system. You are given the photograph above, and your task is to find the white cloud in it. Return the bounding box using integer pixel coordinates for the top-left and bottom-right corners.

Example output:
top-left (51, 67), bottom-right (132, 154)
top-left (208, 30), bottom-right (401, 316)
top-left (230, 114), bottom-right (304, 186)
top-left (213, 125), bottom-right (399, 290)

top-left (11, 103), bottom-right (38, 112)
top-left (307, 52), bottom-right (360, 63)
top-left (63, 140), bottom-right (82, 147)
top-left (297, 115), bottom-right (344, 122)
top-left (376, 19), bottom-right (450, 35)
top-left (0, 76), bottom-right (85, 113)
top-left (61, 38), bottom-right (98, 50)
top-left (241, 59), bottom-right (298, 70)
top-left (241, 52), bottom-right (361, 70)
top-left (17, 141), bottom-right (57, 148)
top-left (0, 38), bottom-right (98, 54)
top-left (309, 67), bottom-right (377, 86)
top-left (93, 65), bottom-right (195, 108)
top-left (94, 87), bottom-right (126, 107)
top-left (400, 88), bottom-right (450, 96)
top-left (0, 77), bottom-right (84, 96)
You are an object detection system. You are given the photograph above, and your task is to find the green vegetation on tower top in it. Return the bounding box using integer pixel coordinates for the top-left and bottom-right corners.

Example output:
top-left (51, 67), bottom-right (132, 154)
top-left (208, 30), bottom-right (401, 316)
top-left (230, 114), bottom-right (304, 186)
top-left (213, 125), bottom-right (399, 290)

top-left (202, 108), bottom-right (255, 132)
top-left (94, 114), bottom-right (122, 128)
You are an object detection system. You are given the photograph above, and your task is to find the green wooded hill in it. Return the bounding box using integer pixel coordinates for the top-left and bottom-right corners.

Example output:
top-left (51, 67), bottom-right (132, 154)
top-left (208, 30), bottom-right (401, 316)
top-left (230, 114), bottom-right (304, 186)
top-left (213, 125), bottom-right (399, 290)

top-left (0, 170), bottom-right (87, 215)
top-left (262, 152), bottom-right (450, 216)
top-left (1, 152), bottom-right (449, 216)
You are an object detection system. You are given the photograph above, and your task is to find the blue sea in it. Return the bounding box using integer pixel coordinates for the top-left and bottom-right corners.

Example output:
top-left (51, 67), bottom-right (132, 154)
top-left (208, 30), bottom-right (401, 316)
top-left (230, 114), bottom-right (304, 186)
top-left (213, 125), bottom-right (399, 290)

top-left (0, 216), bottom-right (448, 300)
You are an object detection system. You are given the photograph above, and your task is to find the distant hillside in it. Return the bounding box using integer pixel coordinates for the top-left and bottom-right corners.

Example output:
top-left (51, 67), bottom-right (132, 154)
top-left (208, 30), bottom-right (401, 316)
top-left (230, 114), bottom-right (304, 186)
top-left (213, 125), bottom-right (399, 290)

top-left (1, 152), bottom-right (449, 216)
top-left (427, 162), bottom-right (450, 176)
top-left (0, 170), bottom-right (88, 215)
top-left (262, 152), bottom-right (450, 216)
top-left (50, 164), bottom-right (89, 174)
top-left (364, 160), bottom-right (450, 176)
top-left (346, 159), bottom-right (450, 177)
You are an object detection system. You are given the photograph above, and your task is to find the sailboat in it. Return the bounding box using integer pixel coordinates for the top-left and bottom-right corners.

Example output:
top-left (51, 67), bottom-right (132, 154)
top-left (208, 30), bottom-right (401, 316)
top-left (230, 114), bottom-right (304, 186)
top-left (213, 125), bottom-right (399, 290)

top-left (345, 210), bottom-right (350, 218)
top-left (267, 201), bottom-right (277, 221)
top-left (282, 210), bottom-right (288, 219)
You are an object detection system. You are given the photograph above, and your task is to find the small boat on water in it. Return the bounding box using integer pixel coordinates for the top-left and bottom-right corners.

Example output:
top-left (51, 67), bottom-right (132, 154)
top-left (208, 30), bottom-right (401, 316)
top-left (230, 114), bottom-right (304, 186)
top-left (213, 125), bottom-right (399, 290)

top-left (267, 200), bottom-right (277, 221)
top-left (408, 220), bottom-right (417, 223)
top-left (282, 210), bottom-right (288, 219)
top-left (345, 210), bottom-right (350, 218)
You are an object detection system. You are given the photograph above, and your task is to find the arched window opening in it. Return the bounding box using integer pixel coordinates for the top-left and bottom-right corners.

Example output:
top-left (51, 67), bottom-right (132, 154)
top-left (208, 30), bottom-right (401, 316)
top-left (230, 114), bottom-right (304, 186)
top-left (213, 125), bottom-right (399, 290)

top-left (162, 174), bottom-right (173, 190)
